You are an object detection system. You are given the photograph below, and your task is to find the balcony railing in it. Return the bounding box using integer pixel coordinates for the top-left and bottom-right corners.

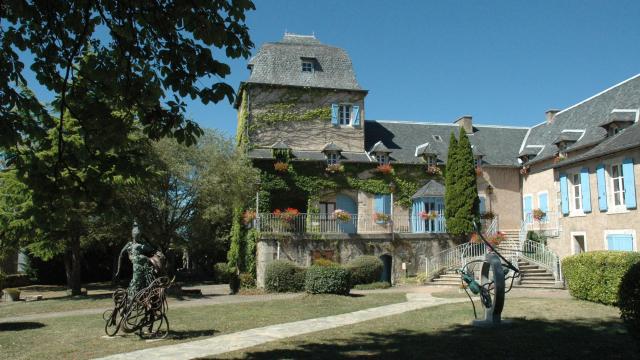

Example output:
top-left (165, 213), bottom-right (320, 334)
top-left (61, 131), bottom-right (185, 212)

top-left (523, 212), bottom-right (560, 237)
top-left (256, 213), bottom-right (447, 235)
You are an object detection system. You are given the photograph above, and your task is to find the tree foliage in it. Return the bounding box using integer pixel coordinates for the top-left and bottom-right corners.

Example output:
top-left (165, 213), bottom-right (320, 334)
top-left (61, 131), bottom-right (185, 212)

top-left (444, 128), bottom-right (479, 236)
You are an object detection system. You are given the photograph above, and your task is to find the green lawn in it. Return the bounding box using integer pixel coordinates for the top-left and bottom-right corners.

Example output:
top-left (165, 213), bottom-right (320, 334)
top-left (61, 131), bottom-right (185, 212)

top-left (0, 293), bottom-right (114, 318)
top-left (0, 293), bottom-right (405, 360)
top-left (213, 297), bottom-right (639, 360)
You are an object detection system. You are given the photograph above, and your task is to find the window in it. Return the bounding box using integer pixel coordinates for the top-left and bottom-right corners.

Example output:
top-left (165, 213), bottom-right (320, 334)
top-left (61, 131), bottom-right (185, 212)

top-left (302, 60), bottom-right (313, 72)
top-left (425, 155), bottom-right (436, 166)
top-left (571, 173), bottom-right (582, 212)
top-left (319, 202), bottom-right (336, 215)
top-left (326, 152), bottom-right (339, 165)
top-left (608, 124), bottom-right (620, 137)
top-left (338, 105), bottom-right (351, 125)
top-left (610, 163), bottom-right (625, 207)
top-left (474, 156), bottom-right (482, 167)
top-left (375, 153), bottom-right (388, 165)
top-left (432, 135), bottom-right (443, 142)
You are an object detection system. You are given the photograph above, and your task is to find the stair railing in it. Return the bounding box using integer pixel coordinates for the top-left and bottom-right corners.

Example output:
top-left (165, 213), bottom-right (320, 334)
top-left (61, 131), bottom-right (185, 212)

top-left (520, 239), bottom-right (563, 282)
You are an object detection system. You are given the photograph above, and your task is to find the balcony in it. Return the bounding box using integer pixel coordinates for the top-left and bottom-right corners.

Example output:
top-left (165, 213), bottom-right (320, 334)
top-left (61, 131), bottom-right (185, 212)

top-left (256, 213), bottom-right (447, 235)
top-left (522, 212), bottom-right (560, 237)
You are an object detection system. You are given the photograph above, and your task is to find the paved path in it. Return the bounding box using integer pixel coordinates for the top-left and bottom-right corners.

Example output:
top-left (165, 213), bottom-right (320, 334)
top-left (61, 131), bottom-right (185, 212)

top-left (96, 293), bottom-right (466, 360)
top-left (0, 293), bottom-right (301, 323)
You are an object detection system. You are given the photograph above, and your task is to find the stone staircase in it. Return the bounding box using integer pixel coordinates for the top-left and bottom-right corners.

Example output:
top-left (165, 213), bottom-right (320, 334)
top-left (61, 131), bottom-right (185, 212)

top-left (429, 271), bottom-right (462, 287)
top-left (517, 259), bottom-right (563, 289)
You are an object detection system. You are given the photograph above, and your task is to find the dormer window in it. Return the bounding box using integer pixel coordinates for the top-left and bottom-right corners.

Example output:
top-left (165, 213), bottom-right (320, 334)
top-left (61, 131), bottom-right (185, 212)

top-left (424, 155), bottom-right (437, 167)
top-left (375, 153), bottom-right (388, 165)
top-left (302, 60), bottom-right (313, 73)
top-left (339, 105), bottom-right (352, 125)
top-left (326, 152), bottom-right (339, 165)
top-left (474, 156), bottom-right (483, 168)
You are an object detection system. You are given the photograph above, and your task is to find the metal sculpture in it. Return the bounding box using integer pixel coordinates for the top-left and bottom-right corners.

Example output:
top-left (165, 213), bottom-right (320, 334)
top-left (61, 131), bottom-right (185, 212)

top-left (459, 224), bottom-right (520, 326)
top-left (104, 222), bottom-right (171, 338)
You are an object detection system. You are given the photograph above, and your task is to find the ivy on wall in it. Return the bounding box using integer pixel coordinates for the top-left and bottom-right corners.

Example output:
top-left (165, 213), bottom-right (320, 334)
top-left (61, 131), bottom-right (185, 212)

top-left (236, 91), bottom-right (249, 148)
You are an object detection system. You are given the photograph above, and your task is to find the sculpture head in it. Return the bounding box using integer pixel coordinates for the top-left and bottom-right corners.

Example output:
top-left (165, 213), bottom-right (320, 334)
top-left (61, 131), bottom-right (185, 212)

top-left (132, 221), bottom-right (141, 243)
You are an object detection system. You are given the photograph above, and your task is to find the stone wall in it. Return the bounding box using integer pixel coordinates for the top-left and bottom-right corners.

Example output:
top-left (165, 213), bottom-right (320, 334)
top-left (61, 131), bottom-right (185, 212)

top-left (477, 166), bottom-right (523, 230)
top-left (255, 233), bottom-right (457, 288)
top-left (245, 85), bottom-right (366, 152)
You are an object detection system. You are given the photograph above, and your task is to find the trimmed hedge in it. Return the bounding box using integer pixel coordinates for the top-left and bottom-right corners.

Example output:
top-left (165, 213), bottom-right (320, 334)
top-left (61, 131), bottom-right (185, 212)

top-left (345, 255), bottom-right (383, 285)
top-left (304, 265), bottom-right (350, 295)
top-left (313, 258), bottom-right (338, 267)
top-left (265, 260), bottom-right (306, 293)
top-left (619, 260), bottom-right (640, 335)
top-left (562, 251), bottom-right (640, 305)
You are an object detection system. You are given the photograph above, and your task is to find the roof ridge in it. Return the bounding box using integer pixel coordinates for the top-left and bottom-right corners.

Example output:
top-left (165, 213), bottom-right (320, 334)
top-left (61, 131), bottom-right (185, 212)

top-left (367, 119), bottom-right (529, 129)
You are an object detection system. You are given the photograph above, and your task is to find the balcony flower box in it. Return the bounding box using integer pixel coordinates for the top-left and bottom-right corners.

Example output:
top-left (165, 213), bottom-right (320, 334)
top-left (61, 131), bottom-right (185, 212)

top-left (426, 165), bottom-right (442, 176)
top-left (533, 208), bottom-right (546, 222)
top-left (333, 209), bottom-right (352, 222)
top-left (274, 161), bottom-right (289, 173)
top-left (475, 166), bottom-right (483, 176)
top-left (325, 163), bottom-right (345, 174)
top-left (419, 210), bottom-right (438, 220)
top-left (376, 164), bottom-right (394, 175)
top-left (373, 212), bottom-right (391, 224)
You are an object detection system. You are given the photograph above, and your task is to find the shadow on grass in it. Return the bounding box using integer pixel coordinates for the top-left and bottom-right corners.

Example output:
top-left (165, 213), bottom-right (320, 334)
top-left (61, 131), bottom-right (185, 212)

top-left (214, 318), bottom-right (638, 360)
top-left (170, 329), bottom-right (217, 340)
top-left (0, 322), bottom-right (46, 331)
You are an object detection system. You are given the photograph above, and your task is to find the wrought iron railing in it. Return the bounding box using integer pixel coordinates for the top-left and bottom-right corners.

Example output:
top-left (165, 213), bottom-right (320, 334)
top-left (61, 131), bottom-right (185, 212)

top-left (257, 213), bottom-right (446, 234)
top-left (520, 240), bottom-right (562, 282)
top-left (522, 212), bottom-right (560, 237)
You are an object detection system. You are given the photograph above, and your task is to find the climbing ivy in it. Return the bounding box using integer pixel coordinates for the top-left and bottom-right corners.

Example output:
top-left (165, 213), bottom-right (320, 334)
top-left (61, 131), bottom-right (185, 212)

top-left (236, 91), bottom-right (249, 148)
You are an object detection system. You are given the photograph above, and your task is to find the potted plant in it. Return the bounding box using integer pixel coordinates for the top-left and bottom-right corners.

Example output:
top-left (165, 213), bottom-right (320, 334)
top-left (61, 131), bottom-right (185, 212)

top-left (480, 211), bottom-right (495, 220)
top-left (488, 231), bottom-right (506, 246)
top-left (242, 210), bottom-right (256, 225)
top-left (333, 209), bottom-right (352, 222)
top-left (520, 166), bottom-right (530, 176)
top-left (2, 288), bottom-right (20, 302)
top-left (533, 208), bottom-right (546, 222)
top-left (376, 164), bottom-right (394, 175)
top-left (373, 212), bottom-right (391, 224)
top-left (475, 166), bottom-right (483, 176)
top-left (325, 163), bottom-right (345, 174)
top-left (274, 161), bottom-right (289, 173)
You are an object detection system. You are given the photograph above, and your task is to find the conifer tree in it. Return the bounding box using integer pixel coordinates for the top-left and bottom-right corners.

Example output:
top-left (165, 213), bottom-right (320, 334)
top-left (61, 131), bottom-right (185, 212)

top-left (452, 127), bottom-right (480, 235)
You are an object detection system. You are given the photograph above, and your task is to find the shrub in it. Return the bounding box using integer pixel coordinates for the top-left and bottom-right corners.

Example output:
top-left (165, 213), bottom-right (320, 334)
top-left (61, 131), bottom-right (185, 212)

top-left (619, 261), bottom-right (640, 335)
top-left (2, 273), bottom-right (30, 288)
top-left (353, 281), bottom-right (391, 290)
top-left (264, 260), bottom-right (305, 293)
top-left (0, 271), bottom-right (4, 290)
top-left (304, 265), bottom-right (350, 295)
top-left (345, 255), bottom-right (384, 285)
top-left (562, 251), bottom-right (640, 305)
top-left (239, 272), bottom-right (256, 289)
top-left (229, 273), bottom-right (240, 294)
top-left (2, 287), bottom-right (21, 301)
top-left (213, 262), bottom-right (233, 284)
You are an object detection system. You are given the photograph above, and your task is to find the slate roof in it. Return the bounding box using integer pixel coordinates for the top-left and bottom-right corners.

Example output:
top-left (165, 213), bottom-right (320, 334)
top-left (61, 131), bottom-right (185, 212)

top-left (552, 132), bottom-right (583, 145)
top-left (322, 142), bottom-right (342, 152)
top-left (369, 141), bottom-right (391, 153)
top-left (412, 180), bottom-right (445, 199)
top-left (245, 34), bottom-right (362, 91)
top-left (522, 74), bottom-right (640, 164)
top-left (364, 121), bottom-right (528, 166)
top-left (552, 123), bottom-right (640, 169)
top-left (271, 140), bottom-right (290, 149)
top-left (599, 110), bottom-right (637, 127)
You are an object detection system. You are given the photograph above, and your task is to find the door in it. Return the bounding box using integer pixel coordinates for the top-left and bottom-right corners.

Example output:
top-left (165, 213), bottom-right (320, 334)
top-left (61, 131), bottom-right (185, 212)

top-left (336, 194), bottom-right (357, 233)
top-left (319, 202), bottom-right (336, 232)
top-left (607, 234), bottom-right (634, 251)
top-left (538, 193), bottom-right (548, 223)
top-left (572, 235), bottom-right (586, 254)
top-left (380, 255), bottom-right (392, 283)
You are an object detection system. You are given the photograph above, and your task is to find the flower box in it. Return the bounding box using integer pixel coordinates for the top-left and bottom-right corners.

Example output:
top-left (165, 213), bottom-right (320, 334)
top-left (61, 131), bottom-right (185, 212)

top-left (426, 165), bottom-right (442, 176)
top-left (373, 212), bottom-right (391, 224)
top-left (376, 164), bottom-right (394, 175)
top-left (325, 163), bottom-right (345, 174)
top-left (533, 208), bottom-right (546, 222)
top-left (274, 161), bottom-right (289, 173)
top-left (333, 209), bottom-right (352, 222)
top-left (419, 210), bottom-right (439, 220)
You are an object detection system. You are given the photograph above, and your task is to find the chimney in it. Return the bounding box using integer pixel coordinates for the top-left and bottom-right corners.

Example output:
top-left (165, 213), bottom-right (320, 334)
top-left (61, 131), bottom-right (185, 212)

top-left (546, 109), bottom-right (560, 124)
top-left (455, 115), bottom-right (473, 134)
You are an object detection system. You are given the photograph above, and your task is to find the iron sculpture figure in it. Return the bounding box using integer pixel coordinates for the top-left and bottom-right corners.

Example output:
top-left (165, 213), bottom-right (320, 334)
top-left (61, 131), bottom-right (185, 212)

top-left (459, 223), bottom-right (520, 326)
top-left (104, 222), bottom-right (171, 338)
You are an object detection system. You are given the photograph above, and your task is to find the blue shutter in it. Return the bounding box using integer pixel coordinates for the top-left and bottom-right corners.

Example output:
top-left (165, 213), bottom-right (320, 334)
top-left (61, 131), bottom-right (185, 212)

top-left (607, 234), bottom-right (634, 251)
top-left (581, 167), bottom-right (592, 213)
top-left (383, 194), bottom-right (391, 215)
top-left (560, 173), bottom-right (569, 216)
top-left (411, 199), bottom-right (425, 233)
top-left (538, 192), bottom-right (548, 221)
top-left (331, 104), bottom-right (339, 125)
top-left (479, 196), bottom-right (486, 214)
top-left (523, 195), bottom-right (533, 224)
top-left (374, 194), bottom-right (384, 213)
top-left (352, 105), bottom-right (360, 126)
top-left (596, 164), bottom-right (608, 212)
top-left (336, 194), bottom-right (357, 234)
top-left (622, 158), bottom-right (637, 209)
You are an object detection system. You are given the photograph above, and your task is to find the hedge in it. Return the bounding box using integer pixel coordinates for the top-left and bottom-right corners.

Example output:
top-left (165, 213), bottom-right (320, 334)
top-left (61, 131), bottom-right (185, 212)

top-left (562, 251), bottom-right (640, 305)
top-left (239, 272), bottom-right (256, 289)
top-left (265, 260), bottom-right (306, 293)
top-left (345, 255), bottom-right (383, 285)
top-left (619, 260), bottom-right (640, 335)
top-left (213, 262), bottom-right (234, 284)
top-left (304, 265), bottom-right (350, 295)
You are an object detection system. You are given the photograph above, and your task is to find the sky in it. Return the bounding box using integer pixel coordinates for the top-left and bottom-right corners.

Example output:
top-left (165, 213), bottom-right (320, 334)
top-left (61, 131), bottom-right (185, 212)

top-left (19, 0), bottom-right (640, 138)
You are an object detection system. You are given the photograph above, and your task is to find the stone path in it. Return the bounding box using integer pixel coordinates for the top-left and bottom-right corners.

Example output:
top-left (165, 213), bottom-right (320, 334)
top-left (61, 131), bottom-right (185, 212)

top-left (0, 293), bottom-right (301, 323)
top-left (96, 293), bottom-right (466, 360)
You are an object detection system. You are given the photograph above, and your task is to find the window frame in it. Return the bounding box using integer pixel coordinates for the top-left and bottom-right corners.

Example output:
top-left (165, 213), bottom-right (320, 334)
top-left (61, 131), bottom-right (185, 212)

top-left (326, 152), bottom-right (339, 165)
top-left (301, 60), bottom-right (314, 73)
top-left (375, 153), bottom-right (388, 165)
top-left (609, 163), bottom-right (626, 209)
top-left (571, 172), bottom-right (582, 213)
top-left (338, 104), bottom-right (352, 126)
top-left (570, 231), bottom-right (587, 255)
top-left (424, 155), bottom-right (437, 167)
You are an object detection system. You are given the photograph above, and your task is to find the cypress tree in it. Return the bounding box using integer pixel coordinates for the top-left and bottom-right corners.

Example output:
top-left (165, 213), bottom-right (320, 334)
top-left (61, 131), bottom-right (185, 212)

top-left (444, 132), bottom-right (459, 225)
top-left (452, 127), bottom-right (480, 235)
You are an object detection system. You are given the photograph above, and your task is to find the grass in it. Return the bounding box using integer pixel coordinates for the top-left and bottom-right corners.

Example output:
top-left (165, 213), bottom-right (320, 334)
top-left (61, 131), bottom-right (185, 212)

top-left (213, 297), bottom-right (639, 360)
top-left (0, 293), bottom-right (114, 318)
top-left (0, 293), bottom-right (405, 360)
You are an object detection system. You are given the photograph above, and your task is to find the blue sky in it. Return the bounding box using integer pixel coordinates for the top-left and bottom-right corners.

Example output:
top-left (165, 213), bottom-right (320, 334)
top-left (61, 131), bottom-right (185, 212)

top-left (21, 0), bottom-right (640, 137)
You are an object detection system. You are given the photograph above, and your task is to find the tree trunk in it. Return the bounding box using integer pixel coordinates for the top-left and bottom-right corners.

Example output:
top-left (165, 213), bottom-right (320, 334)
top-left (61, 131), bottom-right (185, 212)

top-left (64, 236), bottom-right (82, 295)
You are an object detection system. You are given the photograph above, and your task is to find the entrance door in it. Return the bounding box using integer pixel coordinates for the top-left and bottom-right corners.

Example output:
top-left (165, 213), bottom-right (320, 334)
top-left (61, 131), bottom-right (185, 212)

top-left (572, 235), bottom-right (586, 254)
top-left (380, 254), bottom-right (392, 283)
top-left (319, 202), bottom-right (336, 232)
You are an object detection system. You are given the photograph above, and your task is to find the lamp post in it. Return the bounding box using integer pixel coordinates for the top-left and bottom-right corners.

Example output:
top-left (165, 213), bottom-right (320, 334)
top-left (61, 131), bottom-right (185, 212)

top-left (255, 178), bottom-right (261, 231)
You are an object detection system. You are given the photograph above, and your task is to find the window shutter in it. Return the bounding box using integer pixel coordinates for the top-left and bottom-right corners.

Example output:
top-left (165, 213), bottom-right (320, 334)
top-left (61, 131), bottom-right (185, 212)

top-left (352, 105), bottom-right (360, 126)
top-left (383, 194), bottom-right (391, 215)
top-left (331, 104), bottom-right (339, 125)
top-left (580, 167), bottom-right (592, 213)
top-left (607, 234), bottom-right (634, 251)
top-left (622, 158), bottom-right (637, 209)
top-left (479, 196), bottom-right (486, 214)
top-left (374, 194), bottom-right (384, 213)
top-left (596, 164), bottom-right (608, 211)
top-left (560, 173), bottom-right (569, 215)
